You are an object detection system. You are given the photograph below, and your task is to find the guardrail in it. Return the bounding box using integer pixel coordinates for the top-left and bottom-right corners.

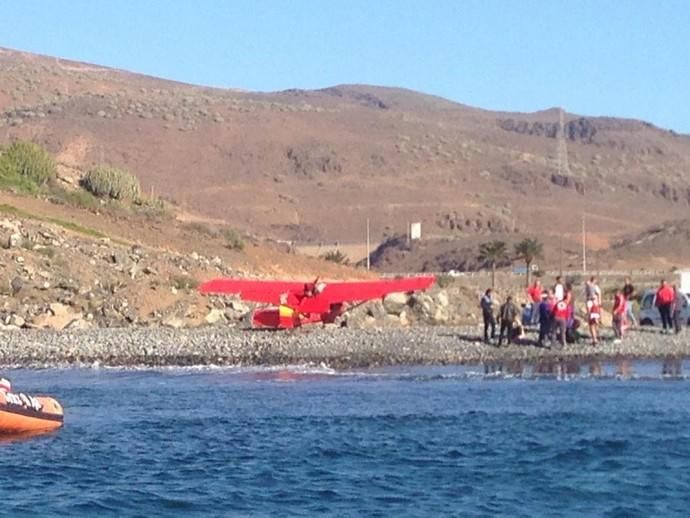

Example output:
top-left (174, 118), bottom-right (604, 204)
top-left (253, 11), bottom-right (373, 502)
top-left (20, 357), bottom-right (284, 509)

top-left (381, 270), bottom-right (672, 278)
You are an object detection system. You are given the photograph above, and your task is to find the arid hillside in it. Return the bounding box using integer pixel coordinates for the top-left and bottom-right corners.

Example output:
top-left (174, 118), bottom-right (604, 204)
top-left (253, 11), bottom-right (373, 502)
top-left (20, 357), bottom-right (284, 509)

top-left (1, 47), bottom-right (690, 267)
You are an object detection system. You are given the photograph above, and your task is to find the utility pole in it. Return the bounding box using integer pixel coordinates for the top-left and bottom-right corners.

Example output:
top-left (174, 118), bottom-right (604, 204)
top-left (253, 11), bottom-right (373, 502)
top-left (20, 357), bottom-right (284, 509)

top-left (556, 108), bottom-right (587, 274)
top-left (582, 212), bottom-right (587, 275)
top-left (366, 218), bottom-right (371, 271)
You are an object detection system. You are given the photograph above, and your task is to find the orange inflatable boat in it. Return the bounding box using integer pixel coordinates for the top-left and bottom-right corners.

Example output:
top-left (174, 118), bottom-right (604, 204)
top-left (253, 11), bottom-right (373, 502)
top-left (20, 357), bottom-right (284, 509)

top-left (0, 378), bottom-right (63, 434)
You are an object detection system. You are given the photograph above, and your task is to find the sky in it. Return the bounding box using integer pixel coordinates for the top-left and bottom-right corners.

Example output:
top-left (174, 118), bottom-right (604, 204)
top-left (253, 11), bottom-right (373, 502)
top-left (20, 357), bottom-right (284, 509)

top-left (1, 0), bottom-right (689, 133)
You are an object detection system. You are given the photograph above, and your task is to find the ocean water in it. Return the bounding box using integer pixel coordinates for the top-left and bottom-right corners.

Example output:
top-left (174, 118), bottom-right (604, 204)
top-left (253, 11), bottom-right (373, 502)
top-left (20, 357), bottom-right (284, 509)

top-left (2, 361), bottom-right (690, 517)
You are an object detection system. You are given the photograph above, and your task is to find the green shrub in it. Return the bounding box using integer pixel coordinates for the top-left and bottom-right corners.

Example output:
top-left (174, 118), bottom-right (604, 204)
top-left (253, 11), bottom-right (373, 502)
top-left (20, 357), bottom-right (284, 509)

top-left (133, 196), bottom-right (171, 220)
top-left (49, 187), bottom-right (101, 210)
top-left (436, 274), bottom-right (454, 288)
top-left (82, 166), bottom-right (141, 201)
top-left (171, 274), bottom-right (199, 290)
top-left (182, 222), bottom-right (244, 250)
top-left (0, 141), bottom-right (56, 190)
top-left (184, 221), bottom-right (220, 238)
top-left (322, 249), bottom-right (349, 264)
top-left (222, 227), bottom-right (245, 251)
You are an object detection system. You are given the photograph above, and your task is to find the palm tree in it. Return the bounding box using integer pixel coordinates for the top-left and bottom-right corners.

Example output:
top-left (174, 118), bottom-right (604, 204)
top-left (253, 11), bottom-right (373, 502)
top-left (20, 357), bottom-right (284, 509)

top-left (478, 240), bottom-right (508, 288)
top-left (514, 238), bottom-right (543, 287)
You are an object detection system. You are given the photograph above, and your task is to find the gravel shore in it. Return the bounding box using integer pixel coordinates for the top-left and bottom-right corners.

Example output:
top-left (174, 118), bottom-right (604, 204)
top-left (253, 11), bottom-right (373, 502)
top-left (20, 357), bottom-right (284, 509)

top-left (1, 325), bottom-right (689, 368)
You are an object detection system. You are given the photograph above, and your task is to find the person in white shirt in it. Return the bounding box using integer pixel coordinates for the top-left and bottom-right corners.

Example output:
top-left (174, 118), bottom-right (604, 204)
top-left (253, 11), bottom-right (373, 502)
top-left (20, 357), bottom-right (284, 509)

top-left (554, 276), bottom-right (564, 301)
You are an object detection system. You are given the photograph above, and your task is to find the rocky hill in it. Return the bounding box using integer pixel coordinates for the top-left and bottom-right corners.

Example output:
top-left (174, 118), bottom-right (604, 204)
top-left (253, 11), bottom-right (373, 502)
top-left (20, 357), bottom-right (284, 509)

top-left (1, 46), bottom-right (689, 266)
top-left (0, 190), bottom-right (364, 331)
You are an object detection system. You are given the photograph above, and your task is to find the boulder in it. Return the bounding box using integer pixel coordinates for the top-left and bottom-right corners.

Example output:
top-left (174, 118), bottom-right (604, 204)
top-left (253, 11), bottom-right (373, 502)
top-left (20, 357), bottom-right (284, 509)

top-left (366, 300), bottom-right (387, 320)
top-left (399, 310), bottom-right (410, 327)
top-left (436, 290), bottom-right (450, 308)
top-left (10, 277), bottom-right (23, 296)
top-left (433, 306), bottom-right (450, 324)
top-left (0, 219), bottom-right (20, 233)
top-left (64, 318), bottom-right (93, 330)
top-left (383, 292), bottom-right (409, 315)
top-left (384, 314), bottom-right (404, 327)
top-left (162, 315), bottom-right (185, 329)
top-left (228, 299), bottom-right (249, 313)
top-left (8, 314), bottom-right (25, 328)
top-left (204, 308), bottom-right (227, 325)
top-left (49, 302), bottom-right (70, 317)
top-left (410, 293), bottom-right (436, 319)
top-left (32, 311), bottom-right (83, 330)
top-left (6, 233), bottom-right (23, 249)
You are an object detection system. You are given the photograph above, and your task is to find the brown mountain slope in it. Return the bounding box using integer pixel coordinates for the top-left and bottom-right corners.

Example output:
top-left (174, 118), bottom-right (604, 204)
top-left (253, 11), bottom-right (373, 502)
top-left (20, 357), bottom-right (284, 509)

top-left (1, 46), bottom-right (689, 257)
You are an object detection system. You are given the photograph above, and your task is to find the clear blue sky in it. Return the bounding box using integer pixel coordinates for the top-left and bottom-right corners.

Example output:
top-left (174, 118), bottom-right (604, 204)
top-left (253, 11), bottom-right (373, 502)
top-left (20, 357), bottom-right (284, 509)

top-left (1, 0), bottom-right (689, 132)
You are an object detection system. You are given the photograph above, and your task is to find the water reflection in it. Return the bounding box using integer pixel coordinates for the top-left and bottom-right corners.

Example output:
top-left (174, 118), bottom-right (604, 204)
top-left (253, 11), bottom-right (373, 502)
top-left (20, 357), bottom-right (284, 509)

top-left (662, 358), bottom-right (683, 378)
top-left (480, 358), bottom-right (686, 379)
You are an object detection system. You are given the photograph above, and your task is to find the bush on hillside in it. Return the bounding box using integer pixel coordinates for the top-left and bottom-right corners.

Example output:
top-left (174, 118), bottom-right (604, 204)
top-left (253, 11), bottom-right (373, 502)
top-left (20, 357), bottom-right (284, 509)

top-left (322, 249), bottom-right (349, 265)
top-left (82, 166), bottom-right (141, 201)
top-left (222, 227), bottom-right (245, 251)
top-left (0, 141), bottom-right (56, 190)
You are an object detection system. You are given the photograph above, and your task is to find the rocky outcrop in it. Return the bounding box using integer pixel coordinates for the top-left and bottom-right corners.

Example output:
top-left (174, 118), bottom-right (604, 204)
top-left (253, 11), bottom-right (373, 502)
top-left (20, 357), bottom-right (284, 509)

top-left (497, 117), bottom-right (597, 143)
top-left (286, 145), bottom-right (343, 177)
top-left (550, 173), bottom-right (585, 194)
top-left (436, 211), bottom-right (513, 233)
top-left (320, 87), bottom-right (389, 109)
top-left (0, 215), bottom-right (252, 331)
top-left (345, 287), bottom-right (470, 329)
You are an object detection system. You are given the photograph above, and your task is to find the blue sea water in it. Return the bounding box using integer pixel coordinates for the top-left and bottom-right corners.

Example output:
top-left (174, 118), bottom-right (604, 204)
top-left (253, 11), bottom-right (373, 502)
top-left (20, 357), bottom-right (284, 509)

top-left (1, 361), bottom-right (690, 517)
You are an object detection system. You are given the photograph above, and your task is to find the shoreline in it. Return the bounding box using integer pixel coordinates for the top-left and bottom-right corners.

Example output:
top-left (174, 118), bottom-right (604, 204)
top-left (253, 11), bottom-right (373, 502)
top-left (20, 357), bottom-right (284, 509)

top-left (1, 326), bottom-right (690, 369)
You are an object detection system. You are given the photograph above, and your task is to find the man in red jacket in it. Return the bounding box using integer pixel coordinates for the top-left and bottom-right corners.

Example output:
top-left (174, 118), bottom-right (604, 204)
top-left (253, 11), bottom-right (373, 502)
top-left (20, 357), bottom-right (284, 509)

top-left (656, 279), bottom-right (675, 333)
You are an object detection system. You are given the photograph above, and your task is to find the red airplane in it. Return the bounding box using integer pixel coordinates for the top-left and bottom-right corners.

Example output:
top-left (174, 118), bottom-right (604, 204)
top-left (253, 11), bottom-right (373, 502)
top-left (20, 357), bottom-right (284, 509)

top-left (198, 276), bottom-right (435, 329)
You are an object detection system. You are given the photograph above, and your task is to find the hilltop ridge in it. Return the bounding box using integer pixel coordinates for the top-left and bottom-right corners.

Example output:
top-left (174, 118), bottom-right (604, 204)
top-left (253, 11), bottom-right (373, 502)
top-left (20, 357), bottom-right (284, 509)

top-left (1, 46), bottom-right (689, 270)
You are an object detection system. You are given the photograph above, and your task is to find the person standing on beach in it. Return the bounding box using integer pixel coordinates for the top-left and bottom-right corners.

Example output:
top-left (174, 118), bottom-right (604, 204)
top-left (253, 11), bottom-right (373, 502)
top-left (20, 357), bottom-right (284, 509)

top-left (554, 276), bottom-right (564, 302)
top-left (585, 276), bottom-right (601, 302)
top-left (552, 297), bottom-right (569, 348)
top-left (588, 294), bottom-right (601, 346)
top-left (527, 280), bottom-right (542, 325)
top-left (672, 285), bottom-right (685, 334)
top-left (623, 277), bottom-right (637, 329)
top-left (480, 289), bottom-right (497, 344)
top-left (498, 296), bottom-right (518, 346)
top-left (538, 290), bottom-right (554, 347)
top-left (655, 279), bottom-right (675, 334)
top-left (612, 289), bottom-right (627, 341)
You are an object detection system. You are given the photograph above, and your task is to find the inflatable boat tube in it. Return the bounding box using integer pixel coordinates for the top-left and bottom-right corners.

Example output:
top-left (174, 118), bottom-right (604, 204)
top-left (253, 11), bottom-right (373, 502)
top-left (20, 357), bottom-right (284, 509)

top-left (0, 391), bottom-right (64, 434)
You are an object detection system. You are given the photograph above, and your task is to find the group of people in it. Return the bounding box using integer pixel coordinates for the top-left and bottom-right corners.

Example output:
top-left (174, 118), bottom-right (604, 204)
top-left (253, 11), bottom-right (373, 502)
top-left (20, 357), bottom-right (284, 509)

top-left (480, 275), bottom-right (685, 348)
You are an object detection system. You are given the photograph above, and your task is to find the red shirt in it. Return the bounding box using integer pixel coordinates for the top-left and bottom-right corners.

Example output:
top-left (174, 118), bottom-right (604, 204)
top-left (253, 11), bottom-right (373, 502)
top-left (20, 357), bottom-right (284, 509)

top-left (553, 300), bottom-right (569, 320)
top-left (613, 293), bottom-right (626, 315)
top-left (656, 286), bottom-right (674, 305)
top-left (527, 285), bottom-right (541, 303)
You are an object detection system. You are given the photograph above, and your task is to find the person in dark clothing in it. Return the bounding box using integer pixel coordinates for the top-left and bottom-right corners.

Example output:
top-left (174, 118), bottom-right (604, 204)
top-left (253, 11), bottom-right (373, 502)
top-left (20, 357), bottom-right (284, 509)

top-left (498, 296), bottom-right (518, 346)
top-left (480, 289), bottom-right (496, 344)
top-left (538, 290), bottom-right (554, 347)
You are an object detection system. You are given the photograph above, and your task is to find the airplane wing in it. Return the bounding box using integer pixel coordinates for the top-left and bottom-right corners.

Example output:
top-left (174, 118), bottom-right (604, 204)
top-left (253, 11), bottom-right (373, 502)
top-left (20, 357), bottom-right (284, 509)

top-left (198, 279), bottom-right (307, 304)
top-left (199, 276), bottom-right (435, 306)
top-left (319, 276), bottom-right (435, 304)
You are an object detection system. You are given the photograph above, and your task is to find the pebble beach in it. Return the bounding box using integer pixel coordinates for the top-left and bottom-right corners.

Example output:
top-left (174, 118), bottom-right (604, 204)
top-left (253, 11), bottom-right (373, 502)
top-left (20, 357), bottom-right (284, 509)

top-left (1, 325), bottom-right (689, 369)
